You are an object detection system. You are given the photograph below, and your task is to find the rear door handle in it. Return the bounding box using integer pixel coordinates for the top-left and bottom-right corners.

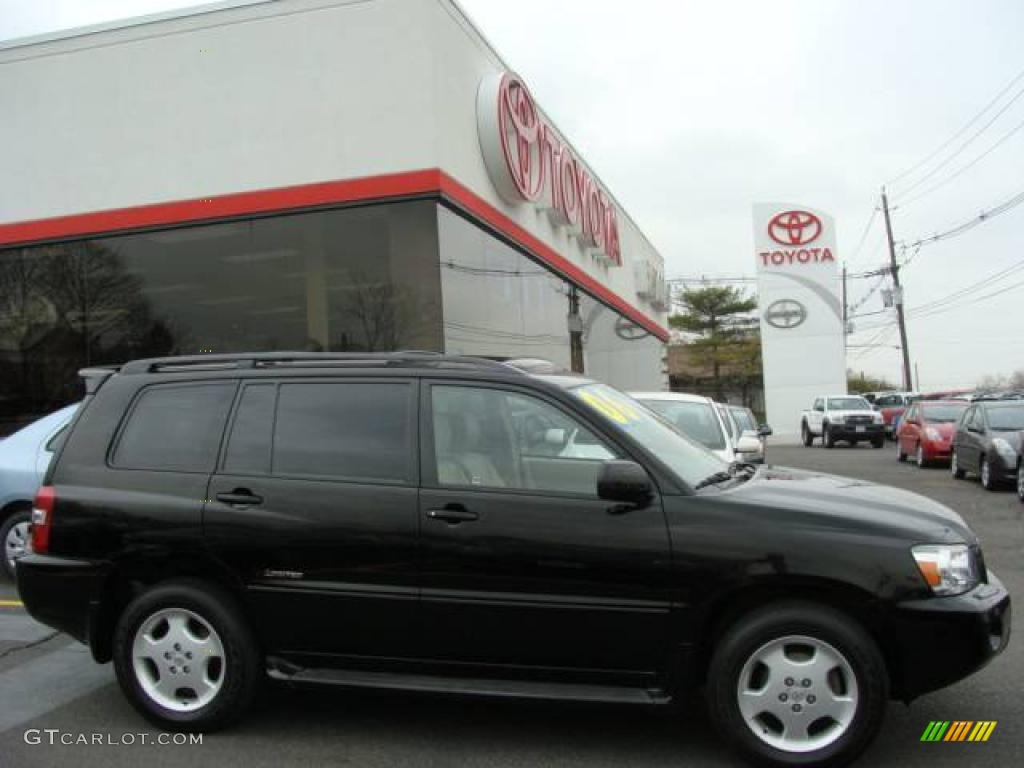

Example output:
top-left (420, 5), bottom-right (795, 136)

top-left (216, 489), bottom-right (263, 507)
top-left (427, 505), bottom-right (479, 524)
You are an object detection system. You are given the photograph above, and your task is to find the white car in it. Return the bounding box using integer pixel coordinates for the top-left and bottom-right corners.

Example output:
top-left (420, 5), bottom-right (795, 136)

top-left (718, 403), bottom-right (771, 464)
top-left (630, 392), bottom-right (760, 464)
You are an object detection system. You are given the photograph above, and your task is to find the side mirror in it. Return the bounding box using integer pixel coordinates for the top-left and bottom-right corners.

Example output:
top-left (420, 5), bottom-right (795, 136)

top-left (757, 424), bottom-right (773, 437)
top-left (736, 434), bottom-right (761, 454)
top-left (597, 460), bottom-right (653, 506)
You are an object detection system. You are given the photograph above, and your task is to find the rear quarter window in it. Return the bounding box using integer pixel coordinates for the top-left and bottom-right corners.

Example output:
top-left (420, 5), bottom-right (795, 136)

top-left (112, 383), bottom-right (236, 472)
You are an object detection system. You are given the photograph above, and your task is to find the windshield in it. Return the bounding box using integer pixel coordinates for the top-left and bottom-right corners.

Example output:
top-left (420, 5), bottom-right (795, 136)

top-left (568, 383), bottom-right (727, 487)
top-left (827, 397), bottom-right (871, 411)
top-left (636, 398), bottom-right (727, 450)
top-left (921, 403), bottom-right (967, 423)
top-left (730, 407), bottom-right (756, 432)
top-left (987, 405), bottom-right (1024, 430)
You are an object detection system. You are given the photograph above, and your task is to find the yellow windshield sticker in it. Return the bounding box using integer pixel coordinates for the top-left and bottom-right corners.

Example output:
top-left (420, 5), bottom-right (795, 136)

top-left (579, 389), bottom-right (641, 425)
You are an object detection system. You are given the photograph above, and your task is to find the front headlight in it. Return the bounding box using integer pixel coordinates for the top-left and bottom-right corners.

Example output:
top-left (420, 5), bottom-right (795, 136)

top-left (924, 427), bottom-right (942, 441)
top-left (872, 412), bottom-right (884, 424)
top-left (831, 415), bottom-right (845, 425)
top-left (992, 438), bottom-right (1018, 464)
top-left (912, 544), bottom-right (979, 596)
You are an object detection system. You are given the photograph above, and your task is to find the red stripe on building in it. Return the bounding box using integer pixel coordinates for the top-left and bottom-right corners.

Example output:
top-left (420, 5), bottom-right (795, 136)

top-left (0, 169), bottom-right (668, 341)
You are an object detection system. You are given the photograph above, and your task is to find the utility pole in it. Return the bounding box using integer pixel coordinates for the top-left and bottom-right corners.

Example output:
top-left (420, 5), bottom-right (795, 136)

top-left (568, 285), bottom-right (584, 374)
top-left (881, 188), bottom-right (913, 391)
top-left (841, 264), bottom-right (848, 342)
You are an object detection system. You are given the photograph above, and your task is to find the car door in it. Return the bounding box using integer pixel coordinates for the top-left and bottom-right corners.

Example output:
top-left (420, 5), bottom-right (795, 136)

top-left (960, 406), bottom-right (983, 470)
top-left (204, 378), bottom-right (420, 661)
top-left (900, 404), bottom-right (919, 452)
top-left (417, 381), bottom-right (673, 683)
top-left (810, 398), bottom-right (824, 431)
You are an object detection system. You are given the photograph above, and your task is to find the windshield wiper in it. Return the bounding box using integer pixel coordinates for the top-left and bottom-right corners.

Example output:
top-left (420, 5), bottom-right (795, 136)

top-left (694, 471), bottom-right (734, 490)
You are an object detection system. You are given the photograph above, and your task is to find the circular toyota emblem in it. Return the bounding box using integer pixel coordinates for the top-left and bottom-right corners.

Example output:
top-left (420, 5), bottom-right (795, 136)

top-left (768, 210), bottom-right (822, 246)
top-left (497, 74), bottom-right (543, 202)
top-left (764, 299), bottom-right (807, 329)
top-left (614, 316), bottom-right (651, 340)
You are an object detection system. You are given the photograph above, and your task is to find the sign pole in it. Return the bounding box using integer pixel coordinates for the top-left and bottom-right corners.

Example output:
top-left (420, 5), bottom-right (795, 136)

top-left (881, 189), bottom-right (913, 392)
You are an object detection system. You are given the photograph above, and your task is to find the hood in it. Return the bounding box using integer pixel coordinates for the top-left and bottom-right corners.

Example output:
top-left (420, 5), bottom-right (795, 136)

top-left (922, 421), bottom-right (957, 439)
top-left (991, 430), bottom-right (1023, 452)
top-left (713, 465), bottom-right (974, 543)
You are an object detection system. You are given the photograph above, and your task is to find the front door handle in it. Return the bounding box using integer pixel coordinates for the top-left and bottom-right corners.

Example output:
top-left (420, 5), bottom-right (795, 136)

top-left (427, 505), bottom-right (479, 524)
top-left (216, 489), bottom-right (263, 507)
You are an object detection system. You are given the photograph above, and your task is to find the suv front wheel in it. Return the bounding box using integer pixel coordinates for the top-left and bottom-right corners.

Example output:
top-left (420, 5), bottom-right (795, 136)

top-left (706, 602), bottom-right (887, 768)
top-left (113, 580), bottom-right (261, 731)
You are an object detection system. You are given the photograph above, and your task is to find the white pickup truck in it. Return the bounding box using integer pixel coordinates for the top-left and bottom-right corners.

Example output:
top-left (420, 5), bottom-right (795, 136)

top-left (800, 394), bottom-right (885, 449)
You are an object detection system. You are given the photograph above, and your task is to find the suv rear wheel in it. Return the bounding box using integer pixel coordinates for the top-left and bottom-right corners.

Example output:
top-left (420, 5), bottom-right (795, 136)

top-left (113, 580), bottom-right (260, 731)
top-left (801, 422), bottom-right (813, 447)
top-left (706, 602), bottom-right (887, 768)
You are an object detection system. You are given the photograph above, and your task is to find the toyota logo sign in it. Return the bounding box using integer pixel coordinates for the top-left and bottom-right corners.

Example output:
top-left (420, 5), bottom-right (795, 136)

top-left (768, 210), bottom-right (822, 246)
top-left (764, 299), bottom-right (807, 329)
top-left (477, 72), bottom-right (622, 266)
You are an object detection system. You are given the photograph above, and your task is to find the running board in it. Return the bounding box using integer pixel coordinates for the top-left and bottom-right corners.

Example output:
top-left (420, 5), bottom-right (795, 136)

top-left (268, 663), bottom-right (669, 705)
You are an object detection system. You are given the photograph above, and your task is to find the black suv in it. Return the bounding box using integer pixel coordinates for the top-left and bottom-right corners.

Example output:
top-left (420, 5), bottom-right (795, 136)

top-left (18, 353), bottom-right (1010, 768)
top-left (951, 400), bottom-right (1024, 490)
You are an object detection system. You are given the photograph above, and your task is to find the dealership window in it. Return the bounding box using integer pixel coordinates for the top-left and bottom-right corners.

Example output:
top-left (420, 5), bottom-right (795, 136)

top-left (0, 201), bottom-right (441, 435)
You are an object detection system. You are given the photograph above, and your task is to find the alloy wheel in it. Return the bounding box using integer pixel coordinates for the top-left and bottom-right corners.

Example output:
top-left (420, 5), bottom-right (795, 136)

top-left (981, 460), bottom-right (992, 489)
top-left (916, 445), bottom-right (925, 468)
top-left (3, 520), bottom-right (30, 572)
top-left (132, 607), bottom-right (226, 712)
top-left (735, 635), bottom-right (859, 753)
top-left (1017, 466), bottom-right (1024, 501)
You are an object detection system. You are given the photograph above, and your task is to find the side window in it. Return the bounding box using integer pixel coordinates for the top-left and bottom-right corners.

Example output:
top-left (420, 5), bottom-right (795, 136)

top-left (431, 385), bottom-right (618, 496)
top-left (813, 398), bottom-right (823, 411)
top-left (964, 407), bottom-right (977, 429)
top-left (223, 384), bottom-right (276, 474)
top-left (273, 382), bottom-right (413, 484)
top-left (113, 383), bottom-right (236, 472)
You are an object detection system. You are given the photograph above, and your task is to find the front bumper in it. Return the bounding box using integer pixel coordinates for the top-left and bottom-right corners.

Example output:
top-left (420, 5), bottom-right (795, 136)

top-left (886, 570), bottom-right (1011, 700)
top-left (827, 423), bottom-right (884, 440)
top-left (922, 439), bottom-right (953, 461)
top-left (16, 554), bottom-right (111, 653)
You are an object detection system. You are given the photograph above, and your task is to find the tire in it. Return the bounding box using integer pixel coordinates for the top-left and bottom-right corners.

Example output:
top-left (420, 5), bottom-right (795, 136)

top-left (707, 602), bottom-right (887, 768)
top-left (896, 440), bottom-right (906, 462)
top-left (823, 425), bottom-right (835, 450)
top-left (980, 456), bottom-right (997, 491)
top-left (915, 444), bottom-right (926, 468)
top-left (1, 508), bottom-right (31, 579)
top-left (951, 449), bottom-right (965, 479)
top-left (1017, 461), bottom-right (1023, 503)
top-left (802, 422), bottom-right (814, 447)
top-left (113, 579), bottom-right (261, 732)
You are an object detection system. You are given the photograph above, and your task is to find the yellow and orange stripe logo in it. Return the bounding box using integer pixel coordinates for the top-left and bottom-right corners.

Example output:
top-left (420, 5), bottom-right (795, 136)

top-left (921, 721), bottom-right (997, 742)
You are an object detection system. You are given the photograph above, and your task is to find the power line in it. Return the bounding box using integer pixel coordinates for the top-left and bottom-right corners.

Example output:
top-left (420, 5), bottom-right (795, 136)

top-left (893, 114), bottom-right (1024, 210)
top-left (886, 64), bottom-right (1024, 188)
top-left (903, 187), bottom-right (1024, 250)
top-left (843, 205), bottom-right (879, 267)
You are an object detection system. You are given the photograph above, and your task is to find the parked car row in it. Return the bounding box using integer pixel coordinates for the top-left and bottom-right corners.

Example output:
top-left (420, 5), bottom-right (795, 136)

top-left (630, 392), bottom-right (771, 464)
top-left (895, 397), bottom-right (1024, 501)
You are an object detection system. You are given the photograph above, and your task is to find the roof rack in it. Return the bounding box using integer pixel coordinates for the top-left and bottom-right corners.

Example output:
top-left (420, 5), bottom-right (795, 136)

top-left (119, 351), bottom-right (523, 376)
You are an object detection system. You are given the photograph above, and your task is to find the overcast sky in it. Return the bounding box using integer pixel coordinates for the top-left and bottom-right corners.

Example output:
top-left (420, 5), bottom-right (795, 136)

top-left (2, 0), bottom-right (1023, 389)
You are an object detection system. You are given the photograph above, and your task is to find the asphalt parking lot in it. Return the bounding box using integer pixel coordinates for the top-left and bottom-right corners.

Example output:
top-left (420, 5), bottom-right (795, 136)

top-left (0, 443), bottom-right (1020, 768)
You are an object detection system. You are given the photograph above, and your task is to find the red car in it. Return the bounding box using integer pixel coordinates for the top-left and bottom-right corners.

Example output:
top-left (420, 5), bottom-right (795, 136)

top-left (896, 399), bottom-right (969, 466)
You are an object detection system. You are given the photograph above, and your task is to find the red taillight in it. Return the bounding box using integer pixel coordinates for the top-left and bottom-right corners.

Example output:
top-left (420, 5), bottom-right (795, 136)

top-left (31, 486), bottom-right (55, 555)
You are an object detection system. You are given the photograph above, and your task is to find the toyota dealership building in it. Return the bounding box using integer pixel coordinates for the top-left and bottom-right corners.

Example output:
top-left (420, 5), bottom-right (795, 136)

top-left (0, 0), bottom-right (669, 431)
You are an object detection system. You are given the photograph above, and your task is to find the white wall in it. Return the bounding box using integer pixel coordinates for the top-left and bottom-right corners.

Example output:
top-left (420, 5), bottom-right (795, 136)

top-left (0, 0), bottom-right (667, 354)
